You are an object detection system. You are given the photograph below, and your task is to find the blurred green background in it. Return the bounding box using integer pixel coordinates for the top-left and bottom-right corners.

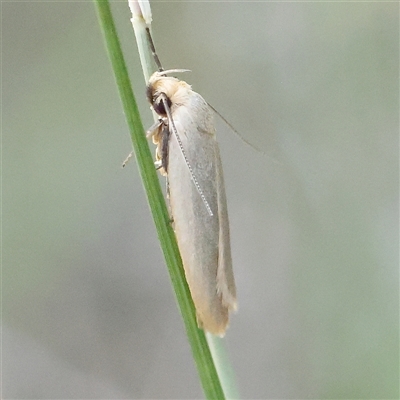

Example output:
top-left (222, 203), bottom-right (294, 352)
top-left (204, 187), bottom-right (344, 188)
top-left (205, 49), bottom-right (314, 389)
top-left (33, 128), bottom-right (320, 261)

top-left (3, 1), bottom-right (398, 398)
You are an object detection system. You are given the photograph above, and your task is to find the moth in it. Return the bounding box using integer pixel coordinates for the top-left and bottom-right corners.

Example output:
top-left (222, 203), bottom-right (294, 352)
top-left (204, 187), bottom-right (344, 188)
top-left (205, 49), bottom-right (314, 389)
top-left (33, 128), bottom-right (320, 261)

top-left (146, 70), bottom-right (237, 336)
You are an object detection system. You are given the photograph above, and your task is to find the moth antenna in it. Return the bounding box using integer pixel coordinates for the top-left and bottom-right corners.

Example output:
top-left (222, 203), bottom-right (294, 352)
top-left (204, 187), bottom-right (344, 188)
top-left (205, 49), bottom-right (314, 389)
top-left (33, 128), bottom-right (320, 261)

top-left (146, 27), bottom-right (164, 72)
top-left (145, 28), bottom-right (191, 78)
top-left (208, 102), bottom-right (266, 156)
top-left (161, 94), bottom-right (214, 217)
top-left (161, 69), bottom-right (191, 76)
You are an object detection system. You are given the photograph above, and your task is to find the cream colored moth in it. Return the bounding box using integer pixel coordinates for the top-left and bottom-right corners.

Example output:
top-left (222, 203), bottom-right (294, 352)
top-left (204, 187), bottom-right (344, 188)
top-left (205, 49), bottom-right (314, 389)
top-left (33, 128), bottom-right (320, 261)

top-left (146, 30), bottom-right (237, 336)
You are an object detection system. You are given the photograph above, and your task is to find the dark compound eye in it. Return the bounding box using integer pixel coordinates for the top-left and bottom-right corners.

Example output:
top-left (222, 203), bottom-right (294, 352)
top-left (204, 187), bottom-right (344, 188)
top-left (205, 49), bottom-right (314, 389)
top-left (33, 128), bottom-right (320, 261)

top-left (153, 94), bottom-right (172, 117)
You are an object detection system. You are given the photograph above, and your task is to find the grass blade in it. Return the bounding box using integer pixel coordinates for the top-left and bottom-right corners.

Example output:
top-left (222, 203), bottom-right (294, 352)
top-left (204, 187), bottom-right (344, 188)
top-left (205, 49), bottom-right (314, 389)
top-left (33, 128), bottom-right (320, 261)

top-left (93, 1), bottom-right (227, 398)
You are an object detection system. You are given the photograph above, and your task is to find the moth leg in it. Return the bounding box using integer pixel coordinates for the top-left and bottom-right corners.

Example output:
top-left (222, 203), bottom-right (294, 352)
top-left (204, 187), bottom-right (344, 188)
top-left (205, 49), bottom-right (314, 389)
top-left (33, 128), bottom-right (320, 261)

top-left (160, 123), bottom-right (170, 173)
top-left (122, 119), bottom-right (164, 168)
top-left (165, 177), bottom-right (174, 224)
top-left (122, 151), bottom-right (134, 168)
top-left (154, 147), bottom-right (167, 175)
top-left (155, 159), bottom-right (162, 170)
top-left (146, 118), bottom-right (163, 139)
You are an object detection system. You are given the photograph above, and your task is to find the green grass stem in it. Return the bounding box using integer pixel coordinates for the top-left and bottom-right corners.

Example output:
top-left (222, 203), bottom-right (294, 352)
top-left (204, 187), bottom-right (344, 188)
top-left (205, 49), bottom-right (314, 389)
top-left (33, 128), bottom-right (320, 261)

top-left (93, 1), bottom-right (230, 398)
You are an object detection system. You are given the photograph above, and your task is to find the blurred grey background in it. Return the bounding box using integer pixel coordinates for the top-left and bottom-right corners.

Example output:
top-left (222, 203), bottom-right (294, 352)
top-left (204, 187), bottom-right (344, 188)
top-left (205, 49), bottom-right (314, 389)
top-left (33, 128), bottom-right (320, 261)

top-left (2, 1), bottom-right (398, 399)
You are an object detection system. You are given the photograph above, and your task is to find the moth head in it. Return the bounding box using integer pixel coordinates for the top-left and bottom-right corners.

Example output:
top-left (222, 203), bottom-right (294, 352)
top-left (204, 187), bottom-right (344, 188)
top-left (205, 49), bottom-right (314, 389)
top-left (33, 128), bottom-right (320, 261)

top-left (146, 70), bottom-right (191, 117)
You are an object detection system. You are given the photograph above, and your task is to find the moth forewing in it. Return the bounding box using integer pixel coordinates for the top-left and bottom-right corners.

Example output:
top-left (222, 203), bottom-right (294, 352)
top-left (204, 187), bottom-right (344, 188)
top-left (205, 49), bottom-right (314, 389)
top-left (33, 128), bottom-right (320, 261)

top-left (215, 143), bottom-right (237, 311)
top-left (147, 72), bottom-right (237, 336)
